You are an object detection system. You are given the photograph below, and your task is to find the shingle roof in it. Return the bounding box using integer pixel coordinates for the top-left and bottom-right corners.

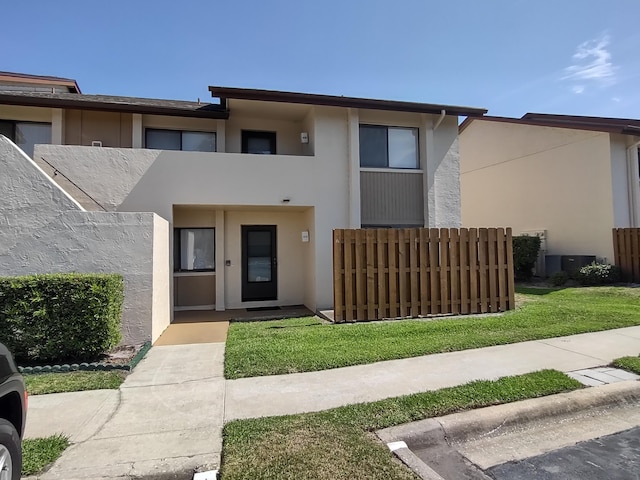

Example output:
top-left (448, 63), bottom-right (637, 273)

top-left (0, 91), bottom-right (229, 119)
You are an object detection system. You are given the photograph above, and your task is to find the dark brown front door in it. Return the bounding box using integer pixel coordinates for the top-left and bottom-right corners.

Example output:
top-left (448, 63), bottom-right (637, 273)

top-left (241, 225), bottom-right (277, 301)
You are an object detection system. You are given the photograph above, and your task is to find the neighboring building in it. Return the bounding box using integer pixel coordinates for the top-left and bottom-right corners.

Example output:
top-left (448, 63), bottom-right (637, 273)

top-left (460, 114), bottom-right (640, 271)
top-left (0, 72), bottom-right (486, 343)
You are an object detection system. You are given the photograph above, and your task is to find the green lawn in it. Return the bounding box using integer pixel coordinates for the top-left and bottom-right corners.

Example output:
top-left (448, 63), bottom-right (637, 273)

top-left (25, 370), bottom-right (127, 395)
top-left (225, 287), bottom-right (640, 379)
top-left (221, 370), bottom-right (582, 480)
top-left (22, 435), bottom-right (69, 476)
top-left (612, 355), bottom-right (640, 375)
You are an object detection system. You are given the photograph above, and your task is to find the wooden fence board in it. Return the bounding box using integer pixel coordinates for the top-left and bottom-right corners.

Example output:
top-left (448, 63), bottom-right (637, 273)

top-left (333, 227), bottom-right (515, 321)
top-left (613, 228), bottom-right (640, 283)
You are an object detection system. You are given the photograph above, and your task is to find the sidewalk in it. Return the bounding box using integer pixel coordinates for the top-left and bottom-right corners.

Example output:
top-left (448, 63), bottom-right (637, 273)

top-left (224, 325), bottom-right (640, 420)
top-left (27, 342), bottom-right (225, 480)
top-left (25, 325), bottom-right (640, 479)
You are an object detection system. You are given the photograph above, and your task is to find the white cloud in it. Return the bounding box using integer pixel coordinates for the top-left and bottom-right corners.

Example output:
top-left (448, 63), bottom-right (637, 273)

top-left (563, 34), bottom-right (617, 93)
top-left (612, 96), bottom-right (621, 103)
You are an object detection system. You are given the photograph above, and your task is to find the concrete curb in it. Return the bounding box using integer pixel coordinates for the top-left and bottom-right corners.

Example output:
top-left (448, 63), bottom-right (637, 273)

top-left (378, 380), bottom-right (640, 449)
top-left (377, 381), bottom-right (640, 479)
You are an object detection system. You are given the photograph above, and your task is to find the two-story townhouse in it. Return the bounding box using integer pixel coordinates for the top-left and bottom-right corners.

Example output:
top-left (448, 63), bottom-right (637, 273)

top-left (0, 72), bottom-right (486, 344)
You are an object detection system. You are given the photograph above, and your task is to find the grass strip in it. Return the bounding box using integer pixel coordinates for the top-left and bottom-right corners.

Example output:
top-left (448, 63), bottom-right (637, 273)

top-left (612, 355), bottom-right (640, 375)
top-left (225, 287), bottom-right (640, 378)
top-left (22, 435), bottom-right (69, 476)
top-left (25, 370), bottom-right (126, 395)
top-left (221, 370), bottom-right (582, 480)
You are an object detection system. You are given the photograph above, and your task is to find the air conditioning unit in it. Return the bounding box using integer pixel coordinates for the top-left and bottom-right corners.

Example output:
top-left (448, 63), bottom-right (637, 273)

top-left (91, 140), bottom-right (103, 147)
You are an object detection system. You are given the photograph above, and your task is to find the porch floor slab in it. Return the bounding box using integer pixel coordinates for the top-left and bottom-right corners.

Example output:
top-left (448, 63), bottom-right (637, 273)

top-left (154, 320), bottom-right (229, 346)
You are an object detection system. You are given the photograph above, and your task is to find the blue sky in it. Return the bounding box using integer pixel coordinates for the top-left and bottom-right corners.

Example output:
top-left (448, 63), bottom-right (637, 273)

top-left (4, 0), bottom-right (639, 118)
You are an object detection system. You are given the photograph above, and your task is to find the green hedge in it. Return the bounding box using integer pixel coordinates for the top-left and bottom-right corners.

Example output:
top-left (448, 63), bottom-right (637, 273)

top-left (513, 236), bottom-right (542, 280)
top-left (0, 273), bottom-right (123, 362)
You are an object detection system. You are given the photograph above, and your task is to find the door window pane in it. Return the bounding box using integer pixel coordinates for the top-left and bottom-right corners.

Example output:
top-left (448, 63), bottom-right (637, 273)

top-left (388, 127), bottom-right (418, 168)
top-left (182, 131), bottom-right (216, 152)
top-left (247, 231), bottom-right (272, 282)
top-left (146, 129), bottom-right (181, 150)
top-left (175, 228), bottom-right (215, 271)
top-left (15, 122), bottom-right (51, 158)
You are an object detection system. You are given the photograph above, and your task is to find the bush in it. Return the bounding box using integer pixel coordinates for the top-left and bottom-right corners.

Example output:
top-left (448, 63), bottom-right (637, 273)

top-left (549, 271), bottom-right (569, 287)
top-left (513, 235), bottom-right (542, 280)
top-left (0, 273), bottom-right (123, 362)
top-left (576, 262), bottom-right (620, 286)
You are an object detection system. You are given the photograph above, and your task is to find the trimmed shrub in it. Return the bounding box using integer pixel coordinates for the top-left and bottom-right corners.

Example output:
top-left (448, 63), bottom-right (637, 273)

top-left (0, 273), bottom-right (123, 362)
top-left (576, 262), bottom-right (620, 286)
top-left (549, 271), bottom-right (569, 287)
top-left (512, 235), bottom-right (542, 280)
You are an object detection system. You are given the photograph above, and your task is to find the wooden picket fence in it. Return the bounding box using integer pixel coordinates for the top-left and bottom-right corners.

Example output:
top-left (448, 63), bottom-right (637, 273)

top-left (333, 228), bottom-right (515, 322)
top-left (613, 228), bottom-right (640, 283)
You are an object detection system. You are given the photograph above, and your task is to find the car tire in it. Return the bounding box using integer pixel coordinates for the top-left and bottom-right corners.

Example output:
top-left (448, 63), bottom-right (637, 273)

top-left (0, 419), bottom-right (21, 480)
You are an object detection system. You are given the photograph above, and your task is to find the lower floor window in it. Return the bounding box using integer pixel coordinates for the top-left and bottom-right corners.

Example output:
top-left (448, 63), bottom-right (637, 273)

top-left (174, 228), bottom-right (215, 271)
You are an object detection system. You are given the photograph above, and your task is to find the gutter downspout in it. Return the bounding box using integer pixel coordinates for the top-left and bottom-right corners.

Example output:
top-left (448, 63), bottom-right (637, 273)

top-left (433, 109), bottom-right (446, 131)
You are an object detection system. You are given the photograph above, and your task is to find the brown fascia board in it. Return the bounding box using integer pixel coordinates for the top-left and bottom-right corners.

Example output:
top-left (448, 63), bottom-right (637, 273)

top-left (0, 92), bottom-right (229, 119)
top-left (459, 114), bottom-right (640, 137)
top-left (0, 71), bottom-right (81, 93)
top-left (209, 86), bottom-right (487, 117)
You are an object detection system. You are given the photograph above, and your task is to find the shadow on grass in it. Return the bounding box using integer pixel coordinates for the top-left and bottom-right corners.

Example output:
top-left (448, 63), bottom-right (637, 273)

top-left (516, 285), bottom-right (564, 296)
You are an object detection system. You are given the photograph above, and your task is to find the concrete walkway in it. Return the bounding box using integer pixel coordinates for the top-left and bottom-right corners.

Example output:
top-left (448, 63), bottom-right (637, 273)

top-left (28, 343), bottom-right (225, 480)
top-left (224, 325), bottom-right (640, 420)
top-left (25, 325), bottom-right (640, 479)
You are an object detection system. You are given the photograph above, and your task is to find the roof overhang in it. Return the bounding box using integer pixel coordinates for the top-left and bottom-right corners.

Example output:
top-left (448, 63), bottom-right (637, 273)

top-left (0, 92), bottom-right (230, 119)
top-left (460, 114), bottom-right (640, 137)
top-left (209, 86), bottom-right (487, 117)
top-left (0, 71), bottom-right (81, 93)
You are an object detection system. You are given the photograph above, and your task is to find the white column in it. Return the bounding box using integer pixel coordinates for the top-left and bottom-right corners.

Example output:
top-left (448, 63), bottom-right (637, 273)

top-left (51, 109), bottom-right (63, 145)
top-left (132, 114), bottom-right (143, 148)
top-left (422, 114), bottom-right (436, 227)
top-left (216, 119), bottom-right (226, 152)
top-left (215, 210), bottom-right (226, 310)
top-left (347, 108), bottom-right (361, 228)
top-left (627, 144), bottom-right (640, 227)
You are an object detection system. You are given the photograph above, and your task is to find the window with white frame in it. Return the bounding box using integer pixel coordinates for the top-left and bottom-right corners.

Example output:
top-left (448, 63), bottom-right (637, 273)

top-left (359, 125), bottom-right (419, 169)
top-left (173, 228), bottom-right (215, 272)
top-left (146, 129), bottom-right (216, 152)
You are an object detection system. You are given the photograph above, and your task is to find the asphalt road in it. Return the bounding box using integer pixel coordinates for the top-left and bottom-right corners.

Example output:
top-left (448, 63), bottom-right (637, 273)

top-left (487, 426), bottom-right (640, 480)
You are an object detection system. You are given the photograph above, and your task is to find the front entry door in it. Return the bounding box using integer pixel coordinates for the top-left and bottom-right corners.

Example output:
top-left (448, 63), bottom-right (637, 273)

top-left (242, 225), bottom-right (277, 302)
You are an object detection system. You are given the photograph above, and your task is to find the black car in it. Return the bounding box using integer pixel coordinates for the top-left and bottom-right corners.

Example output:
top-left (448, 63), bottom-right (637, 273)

top-left (0, 343), bottom-right (26, 480)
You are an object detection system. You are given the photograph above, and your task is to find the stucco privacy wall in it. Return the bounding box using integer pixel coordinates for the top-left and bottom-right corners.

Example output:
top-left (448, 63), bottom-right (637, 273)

top-left (34, 144), bottom-right (160, 211)
top-left (460, 120), bottom-right (616, 261)
top-left (1, 136), bottom-right (169, 344)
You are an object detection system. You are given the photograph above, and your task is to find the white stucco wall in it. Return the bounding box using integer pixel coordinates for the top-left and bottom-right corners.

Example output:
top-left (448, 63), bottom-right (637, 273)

top-left (1, 136), bottom-right (168, 344)
top-left (460, 120), bottom-right (619, 261)
top-left (35, 144), bottom-right (160, 211)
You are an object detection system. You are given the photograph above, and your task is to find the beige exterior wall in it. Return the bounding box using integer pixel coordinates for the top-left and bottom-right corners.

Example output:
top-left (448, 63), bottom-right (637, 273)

top-left (0, 105), bottom-right (53, 123)
top-left (151, 215), bottom-right (170, 342)
top-left (64, 110), bottom-right (132, 147)
top-left (460, 120), bottom-right (618, 261)
top-left (224, 209), bottom-right (309, 309)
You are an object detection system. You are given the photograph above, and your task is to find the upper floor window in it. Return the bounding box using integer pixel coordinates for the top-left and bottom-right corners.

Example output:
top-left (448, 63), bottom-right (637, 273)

top-left (242, 130), bottom-right (276, 154)
top-left (146, 129), bottom-right (216, 152)
top-left (0, 120), bottom-right (51, 158)
top-left (359, 125), bottom-right (419, 169)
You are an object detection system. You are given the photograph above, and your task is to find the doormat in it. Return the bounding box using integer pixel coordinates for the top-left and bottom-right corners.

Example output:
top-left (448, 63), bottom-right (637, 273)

top-left (246, 306), bottom-right (282, 312)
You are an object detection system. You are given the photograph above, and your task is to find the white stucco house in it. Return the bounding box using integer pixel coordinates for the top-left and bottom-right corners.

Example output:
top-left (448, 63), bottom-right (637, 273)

top-left (0, 71), bottom-right (486, 344)
top-left (460, 113), bottom-right (640, 272)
